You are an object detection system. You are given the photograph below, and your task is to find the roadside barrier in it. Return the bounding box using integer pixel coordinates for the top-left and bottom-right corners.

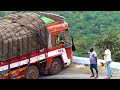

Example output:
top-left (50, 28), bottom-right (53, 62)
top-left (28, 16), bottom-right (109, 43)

top-left (73, 56), bottom-right (120, 70)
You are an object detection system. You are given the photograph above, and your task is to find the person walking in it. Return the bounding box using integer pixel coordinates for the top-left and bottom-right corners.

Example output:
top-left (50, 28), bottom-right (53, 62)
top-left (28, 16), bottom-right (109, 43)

top-left (71, 33), bottom-right (76, 52)
top-left (102, 45), bottom-right (112, 79)
top-left (70, 33), bottom-right (76, 61)
top-left (82, 48), bottom-right (98, 78)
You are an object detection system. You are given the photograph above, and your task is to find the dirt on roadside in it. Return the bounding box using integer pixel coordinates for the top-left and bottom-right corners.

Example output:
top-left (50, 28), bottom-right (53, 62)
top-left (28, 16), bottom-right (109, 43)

top-left (39, 62), bottom-right (120, 79)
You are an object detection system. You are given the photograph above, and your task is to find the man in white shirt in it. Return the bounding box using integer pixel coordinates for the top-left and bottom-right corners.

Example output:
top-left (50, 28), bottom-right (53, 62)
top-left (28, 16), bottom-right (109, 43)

top-left (82, 48), bottom-right (98, 78)
top-left (102, 45), bottom-right (112, 78)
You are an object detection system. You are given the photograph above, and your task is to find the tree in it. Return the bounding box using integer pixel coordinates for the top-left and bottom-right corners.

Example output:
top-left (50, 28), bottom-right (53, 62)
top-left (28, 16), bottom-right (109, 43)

top-left (95, 30), bottom-right (120, 62)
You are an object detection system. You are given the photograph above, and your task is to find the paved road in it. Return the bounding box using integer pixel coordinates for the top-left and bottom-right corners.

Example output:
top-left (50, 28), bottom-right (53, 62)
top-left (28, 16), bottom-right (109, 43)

top-left (39, 63), bottom-right (120, 79)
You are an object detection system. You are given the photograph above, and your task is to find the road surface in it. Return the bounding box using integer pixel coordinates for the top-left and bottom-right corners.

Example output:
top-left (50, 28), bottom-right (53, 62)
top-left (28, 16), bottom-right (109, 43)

top-left (39, 63), bottom-right (120, 79)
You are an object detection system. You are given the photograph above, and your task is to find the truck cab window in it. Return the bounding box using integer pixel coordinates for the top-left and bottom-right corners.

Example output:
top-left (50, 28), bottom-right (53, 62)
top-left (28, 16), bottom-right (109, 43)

top-left (57, 32), bottom-right (64, 45)
top-left (64, 29), bottom-right (72, 48)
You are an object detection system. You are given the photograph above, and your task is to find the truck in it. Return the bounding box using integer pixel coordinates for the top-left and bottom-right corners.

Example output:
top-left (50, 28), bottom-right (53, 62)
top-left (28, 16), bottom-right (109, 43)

top-left (0, 12), bottom-right (73, 79)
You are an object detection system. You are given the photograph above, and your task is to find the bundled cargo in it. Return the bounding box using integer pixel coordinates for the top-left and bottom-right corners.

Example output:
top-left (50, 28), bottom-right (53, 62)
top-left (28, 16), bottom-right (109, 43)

top-left (0, 12), bottom-right (49, 61)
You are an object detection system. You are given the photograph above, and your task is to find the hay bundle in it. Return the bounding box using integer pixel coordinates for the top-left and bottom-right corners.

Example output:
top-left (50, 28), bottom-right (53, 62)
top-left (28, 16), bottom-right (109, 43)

top-left (0, 12), bottom-right (49, 61)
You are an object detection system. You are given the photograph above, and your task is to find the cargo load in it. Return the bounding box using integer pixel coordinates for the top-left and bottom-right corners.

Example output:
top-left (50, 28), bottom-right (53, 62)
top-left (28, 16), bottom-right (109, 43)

top-left (0, 12), bottom-right (49, 61)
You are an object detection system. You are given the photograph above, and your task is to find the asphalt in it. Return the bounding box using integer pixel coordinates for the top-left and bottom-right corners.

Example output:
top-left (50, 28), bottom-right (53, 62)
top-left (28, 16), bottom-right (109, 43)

top-left (39, 63), bottom-right (120, 79)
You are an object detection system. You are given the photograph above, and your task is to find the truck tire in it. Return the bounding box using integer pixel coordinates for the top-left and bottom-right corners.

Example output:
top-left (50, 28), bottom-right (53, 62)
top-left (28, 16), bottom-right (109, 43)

top-left (25, 65), bottom-right (39, 79)
top-left (48, 58), bottom-right (62, 75)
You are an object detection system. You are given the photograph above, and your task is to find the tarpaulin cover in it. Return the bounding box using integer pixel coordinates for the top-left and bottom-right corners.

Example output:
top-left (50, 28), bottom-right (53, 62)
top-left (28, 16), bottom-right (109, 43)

top-left (0, 12), bottom-right (49, 61)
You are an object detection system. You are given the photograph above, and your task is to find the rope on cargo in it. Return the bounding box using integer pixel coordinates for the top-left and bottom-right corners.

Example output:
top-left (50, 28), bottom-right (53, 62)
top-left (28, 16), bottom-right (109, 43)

top-left (0, 23), bottom-right (10, 74)
top-left (14, 13), bottom-right (32, 67)
top-left (0, 28), bottom-right (3, 62)
top-left (27, 13), bottom-right (47, 47)
top-left (26, 13), bottom-right (41, 59)
top-left (5, 25), bottom-right (20, 77)
top-left (25, 13), bottom-right (40, 52)
top-left (0, 24), bottom-right (9, 60)
top-left (10, 17), bottom-right (23, 72)
top-left (16, 13), bottom-right (39, 66)
top-left (25, 13), bottom-right (48, 63)
top-left (8, 18), bottom-right (23, 73)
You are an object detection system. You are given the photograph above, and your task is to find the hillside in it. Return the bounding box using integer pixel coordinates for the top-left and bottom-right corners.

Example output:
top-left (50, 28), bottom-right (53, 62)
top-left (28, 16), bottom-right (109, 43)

top-left (1, 11), bottom-right (120, 62)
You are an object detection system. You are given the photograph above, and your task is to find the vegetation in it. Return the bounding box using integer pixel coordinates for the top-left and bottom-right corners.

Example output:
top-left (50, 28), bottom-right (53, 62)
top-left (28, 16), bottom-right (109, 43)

top-left (1, 11), bottom-right (120, 62)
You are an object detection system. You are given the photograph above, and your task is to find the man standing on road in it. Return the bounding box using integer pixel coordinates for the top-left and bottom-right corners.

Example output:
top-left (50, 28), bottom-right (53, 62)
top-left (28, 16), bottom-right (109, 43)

top-left (102, 45), bottom-right (112, 79)
top-left (82, 48), bottom-right (98, 79)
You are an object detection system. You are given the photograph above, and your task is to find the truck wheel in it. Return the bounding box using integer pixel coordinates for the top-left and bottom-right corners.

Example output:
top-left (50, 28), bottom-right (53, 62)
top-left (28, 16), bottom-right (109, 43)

top-left (25, 65), bottom-right (39, 79)
top-left (48, 58), bottom-right (62, 75)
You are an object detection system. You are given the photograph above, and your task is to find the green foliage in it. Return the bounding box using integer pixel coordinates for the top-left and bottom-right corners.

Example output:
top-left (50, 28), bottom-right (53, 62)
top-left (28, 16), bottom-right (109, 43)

top-left (95, 30), bottom-right (120, 61)
top-left (0, 11), bottom-right (15, 17)
top-left (0, 11), bottom-right (6, 17)
top-left (1, 11), bottom-right (120, 62)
